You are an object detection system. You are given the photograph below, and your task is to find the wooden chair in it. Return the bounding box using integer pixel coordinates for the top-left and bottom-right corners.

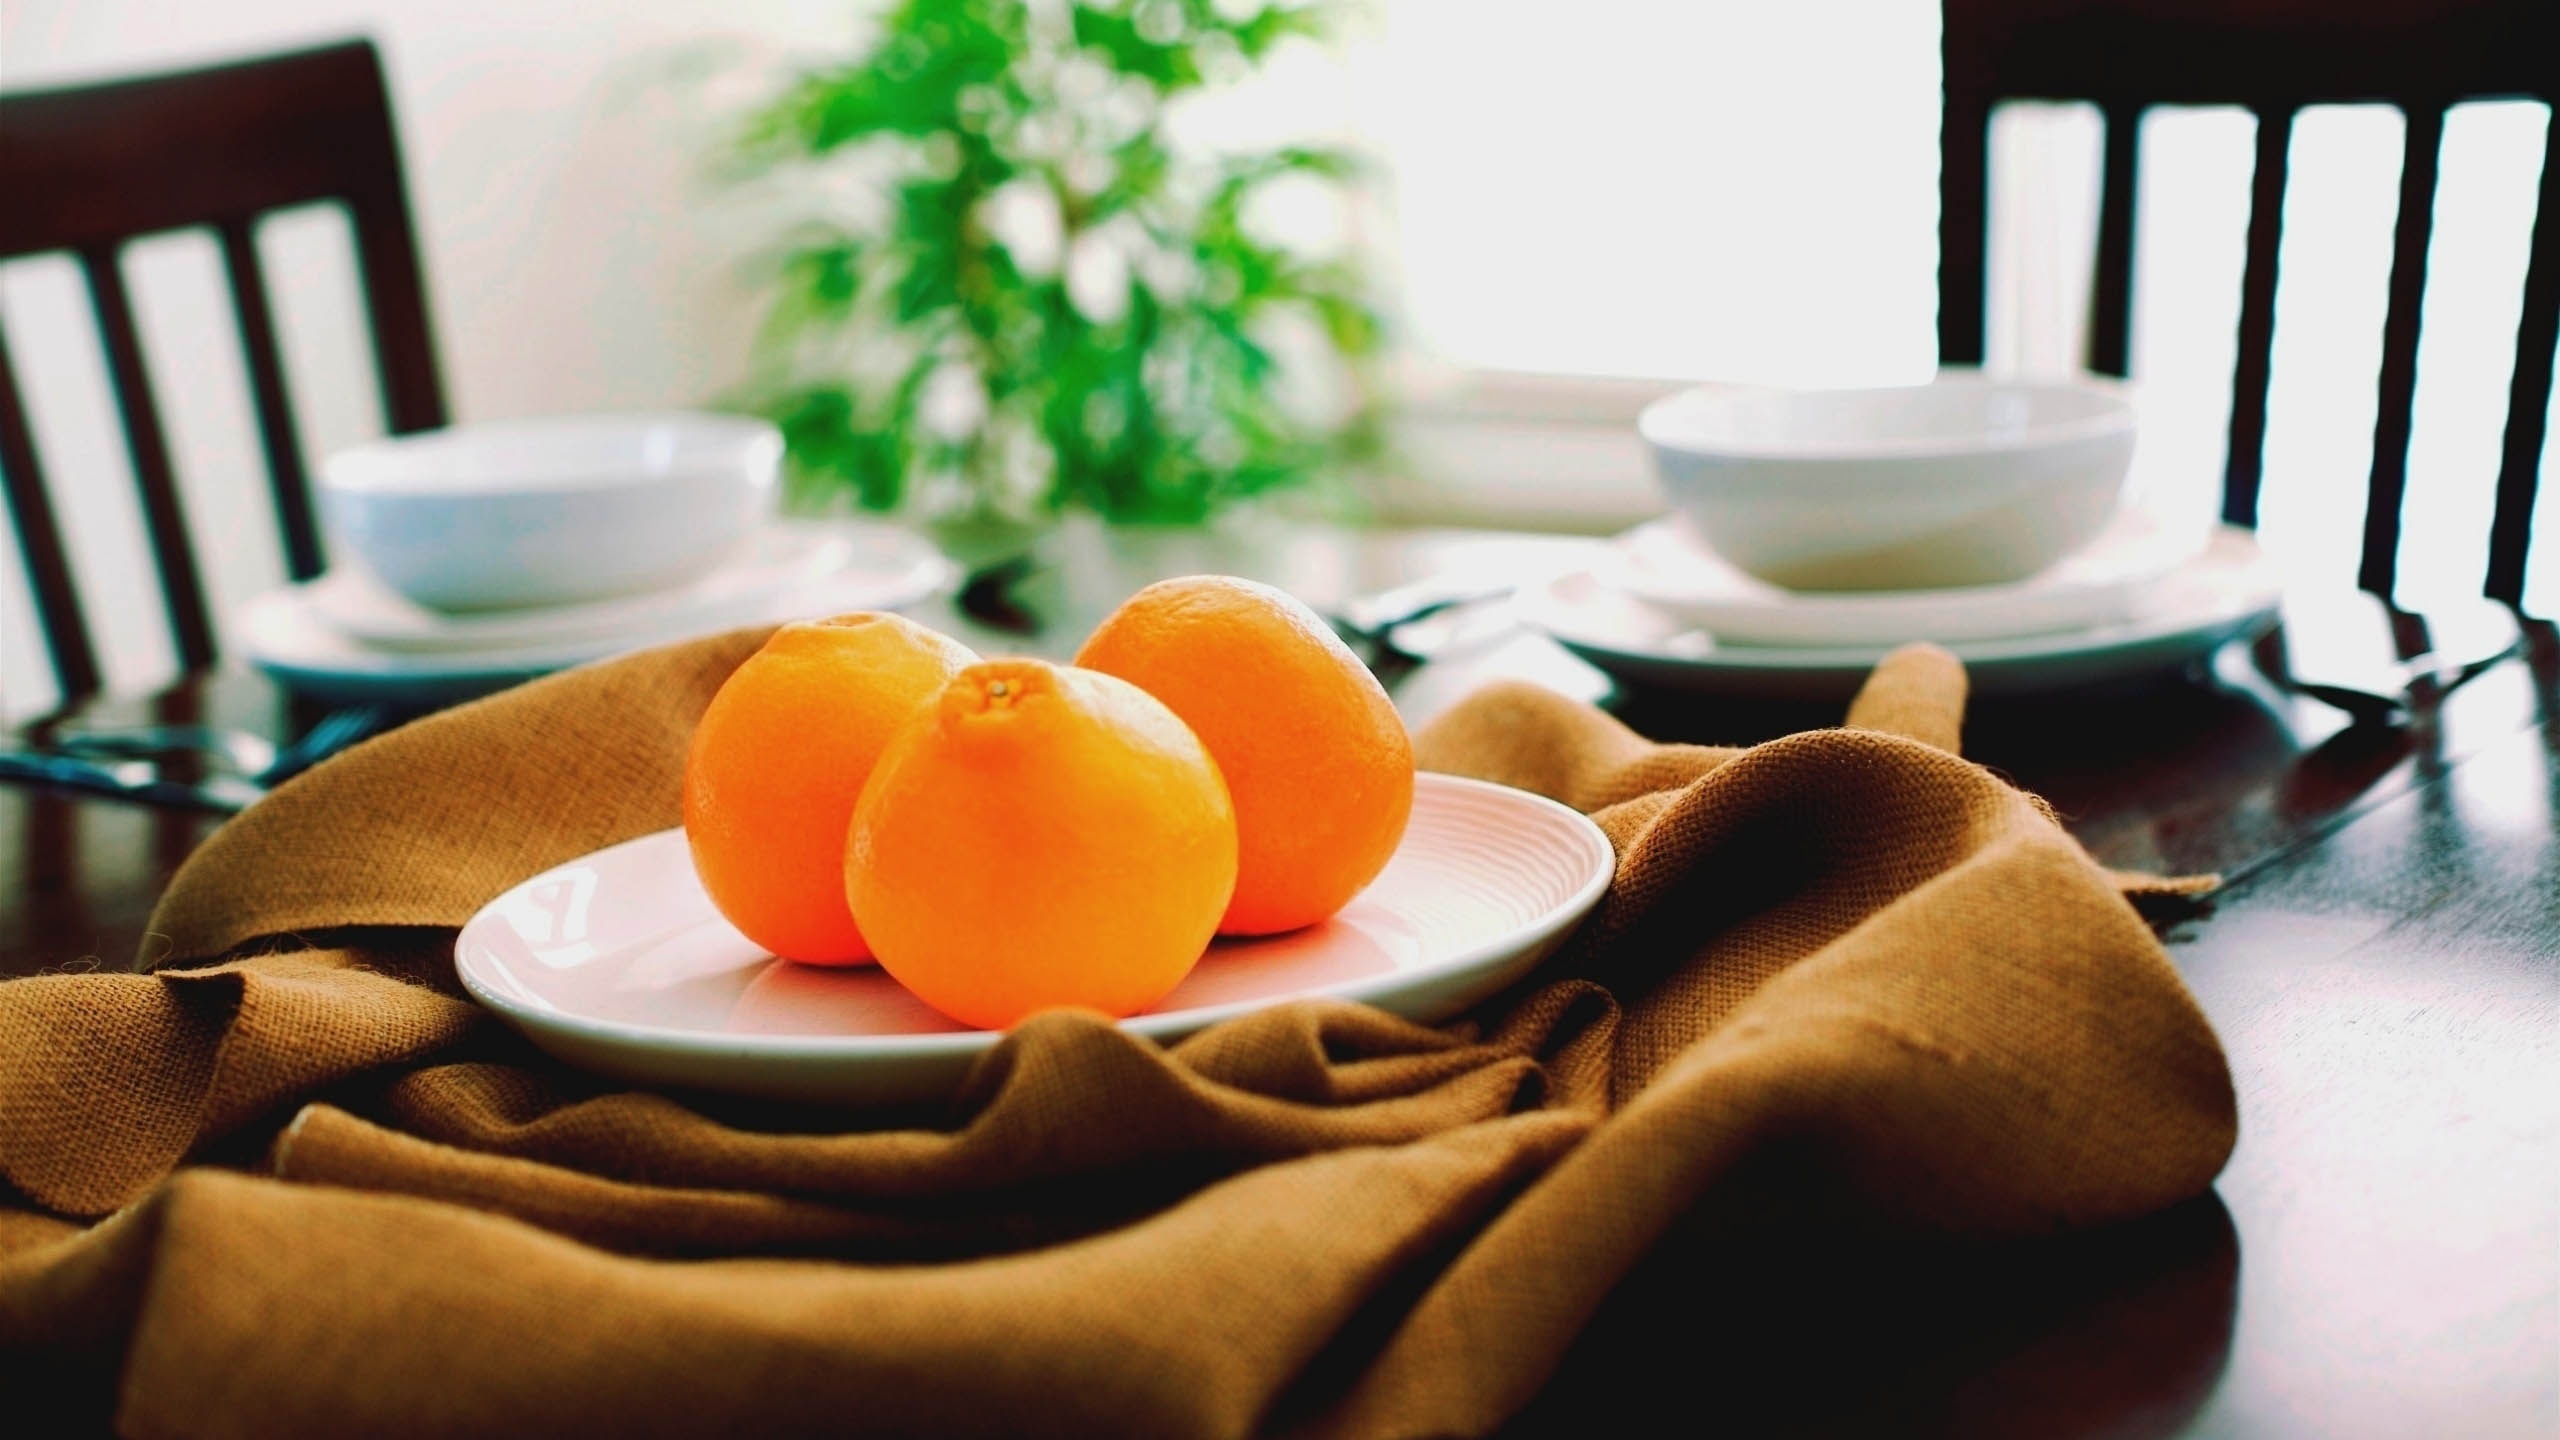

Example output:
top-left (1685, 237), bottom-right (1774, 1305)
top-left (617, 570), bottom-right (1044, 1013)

top-left (1937, 0), bottom-right (2558, 603)
top-left (0, 38), bottom-right (447, 707)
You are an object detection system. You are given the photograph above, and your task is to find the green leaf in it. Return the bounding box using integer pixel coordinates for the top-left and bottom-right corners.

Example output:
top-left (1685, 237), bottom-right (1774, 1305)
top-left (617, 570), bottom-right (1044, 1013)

top-left (1227, 5), bottom-right (1330, 61)
top-left (756, 385), bottom-right (910, 512)
top-left (1071, 6), bottom-right (1204, 91)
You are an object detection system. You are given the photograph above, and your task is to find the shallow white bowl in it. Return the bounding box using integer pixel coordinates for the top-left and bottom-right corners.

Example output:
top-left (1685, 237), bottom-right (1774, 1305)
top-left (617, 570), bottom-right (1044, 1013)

top-left (319, 412), bottom-right (782, 611)
top-left (1639, 373), bottom-right (2137, 591)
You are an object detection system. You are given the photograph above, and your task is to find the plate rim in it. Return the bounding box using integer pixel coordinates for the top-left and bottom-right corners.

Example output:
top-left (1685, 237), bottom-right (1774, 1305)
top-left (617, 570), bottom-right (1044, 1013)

top-left (1525, 523), bottom-right (2280, 674)
top-left (305, 527), bottom-right (858, 652)
top-left (453, 770), bottom-right (1616, 1061)
top-left (241, 529), bottom-right (956, 683)
top-left (1600, 513), bottom-right (2199, 644)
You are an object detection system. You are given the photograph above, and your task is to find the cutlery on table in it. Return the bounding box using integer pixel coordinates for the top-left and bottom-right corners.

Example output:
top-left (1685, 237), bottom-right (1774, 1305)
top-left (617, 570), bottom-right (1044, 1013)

top-left (2283, 638), bottom-right (2521, 726)
top-left (2255, 592), bottom-right (2525, 727)
top-left (0, 751), bottom-right (269, 813)
top-left (955, 545), bottom-right (1523, 671)
top-left (1327, 577), bottom-right (1518, 674)
top-left (48, 723), bottom-right (282, 776)
top-left (956, 551), bottom-right (1049, 637)
top-left (2, 705), bottom-right (393, 813)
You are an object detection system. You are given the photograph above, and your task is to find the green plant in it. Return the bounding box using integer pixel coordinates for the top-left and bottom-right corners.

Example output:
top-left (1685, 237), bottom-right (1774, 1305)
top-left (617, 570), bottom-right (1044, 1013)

top-left (731, 0), bottom-right (1388, 525)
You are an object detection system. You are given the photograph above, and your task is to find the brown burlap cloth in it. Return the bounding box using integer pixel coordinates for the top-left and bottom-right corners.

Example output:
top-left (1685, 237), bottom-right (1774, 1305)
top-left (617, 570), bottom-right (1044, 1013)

top-left (0, 630), bottom-right (2235, 1439)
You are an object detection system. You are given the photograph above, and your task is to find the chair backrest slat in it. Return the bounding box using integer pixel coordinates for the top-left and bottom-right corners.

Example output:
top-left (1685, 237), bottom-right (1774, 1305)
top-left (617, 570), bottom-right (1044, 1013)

top-left (347, 199), bottom-right (449, 436)
top-left (1937, 94), bottom-right (1994, 371)
top-left (0, 324), bottom-right (100, 699)
top-left (2360, 103), bottom-right (2446, 596)
top-left (2486, 106), bottom-right (2559, 606)
top-left (2220, 106), bottom-right (2293, 530)
top-left (0, 38), bottom-right (446, 705)
top-left (77, 246), bottom-right (217, 673)
top-left (2087, 102), bottom-right (2141, 379)
top-left (216, 218), bottom-right (325, 582)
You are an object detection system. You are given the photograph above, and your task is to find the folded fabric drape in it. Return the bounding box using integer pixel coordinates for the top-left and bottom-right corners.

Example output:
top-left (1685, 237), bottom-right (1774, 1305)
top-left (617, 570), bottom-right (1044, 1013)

top-left (0, 630), bottom-right (2234, 1439)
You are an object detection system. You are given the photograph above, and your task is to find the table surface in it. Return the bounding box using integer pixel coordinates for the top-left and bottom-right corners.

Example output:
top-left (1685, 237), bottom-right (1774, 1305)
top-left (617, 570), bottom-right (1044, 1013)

top-left (5, 525), bottom-right (2555, 1438)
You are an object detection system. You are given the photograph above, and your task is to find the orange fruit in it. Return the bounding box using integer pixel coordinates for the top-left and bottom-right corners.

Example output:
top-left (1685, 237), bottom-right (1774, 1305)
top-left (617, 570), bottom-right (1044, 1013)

top-left (1075, 574), bottom-right (1413, 935)
top-left (846, 658), bottom-right (1237, 1029)
top-left (683, 612), bottom-right (978, 965)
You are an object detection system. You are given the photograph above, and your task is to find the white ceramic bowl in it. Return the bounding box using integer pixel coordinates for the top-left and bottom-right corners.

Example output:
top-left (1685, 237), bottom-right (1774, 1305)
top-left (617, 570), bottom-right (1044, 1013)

top-left (1638, 374), bottom-right (2137, 591)
top-left (319, 413), bottom-right (782, 611)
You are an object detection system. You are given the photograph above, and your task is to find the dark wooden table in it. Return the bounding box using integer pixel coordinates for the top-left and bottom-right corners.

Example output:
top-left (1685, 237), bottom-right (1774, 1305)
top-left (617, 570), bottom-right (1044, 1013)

top-left (5, 527), bottom-right (2554, 1437)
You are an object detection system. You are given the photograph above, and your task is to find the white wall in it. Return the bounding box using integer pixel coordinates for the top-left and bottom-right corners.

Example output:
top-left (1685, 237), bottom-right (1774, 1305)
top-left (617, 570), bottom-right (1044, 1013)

top-left (4, 0), bottom-right (851, 418)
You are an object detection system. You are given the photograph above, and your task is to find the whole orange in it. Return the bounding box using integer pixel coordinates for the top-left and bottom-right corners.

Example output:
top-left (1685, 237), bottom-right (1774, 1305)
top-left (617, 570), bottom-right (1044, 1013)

top-left (1075, 574), bottom-right (1414, 935)
top-left (846, 658), bottom-right (1237, 1029)
top-left (683, 612), bottom-right (978, 965)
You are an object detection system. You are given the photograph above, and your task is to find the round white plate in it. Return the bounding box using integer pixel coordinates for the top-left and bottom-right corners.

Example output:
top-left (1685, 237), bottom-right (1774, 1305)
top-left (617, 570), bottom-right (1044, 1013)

top-left (1524, 524), bottom-right (2280, 699)
top-left (306, 525), bottom-right (856, 653)
top-left (239, 522), bottom-right (956, 705)
top-left (1599, 507), bottom-right (2208, 648)
top-left (454, 773), bottom-right (1615, 1107)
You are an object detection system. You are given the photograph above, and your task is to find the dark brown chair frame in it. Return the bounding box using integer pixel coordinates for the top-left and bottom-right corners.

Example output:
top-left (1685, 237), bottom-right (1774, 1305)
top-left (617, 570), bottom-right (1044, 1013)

top-left (1937, 0), bottom-right (2558, 603)
top-left (0, 38), bottom-right (447, 704)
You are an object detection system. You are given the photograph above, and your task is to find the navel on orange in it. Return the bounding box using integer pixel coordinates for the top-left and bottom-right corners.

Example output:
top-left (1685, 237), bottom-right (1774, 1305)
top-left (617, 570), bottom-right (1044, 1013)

top-left (683, 612), bottom-right (978, 965)
top-left (846, 658), bottom-right (1237, 1030)
top-left (1075, 574), bottom-right (1414, 935)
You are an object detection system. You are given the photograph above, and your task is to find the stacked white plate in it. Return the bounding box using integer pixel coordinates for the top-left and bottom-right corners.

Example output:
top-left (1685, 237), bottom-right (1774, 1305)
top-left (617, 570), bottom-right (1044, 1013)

top-left (1520, 506), bottom-right (2282, 698)
top-left (239, 522), bottom-right (957, 705)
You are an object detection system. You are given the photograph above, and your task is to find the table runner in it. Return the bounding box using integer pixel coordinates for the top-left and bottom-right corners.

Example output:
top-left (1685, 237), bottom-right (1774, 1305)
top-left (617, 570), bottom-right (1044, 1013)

top-left (0, 631), bottom-right (2235, 1438)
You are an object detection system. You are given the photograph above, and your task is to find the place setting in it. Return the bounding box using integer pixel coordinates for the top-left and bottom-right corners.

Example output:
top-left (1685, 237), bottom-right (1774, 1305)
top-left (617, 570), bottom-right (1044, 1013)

top-left (236, 411), bottom-right (956, 705)
top-left (1517, 372), bottom-right (2287, 698)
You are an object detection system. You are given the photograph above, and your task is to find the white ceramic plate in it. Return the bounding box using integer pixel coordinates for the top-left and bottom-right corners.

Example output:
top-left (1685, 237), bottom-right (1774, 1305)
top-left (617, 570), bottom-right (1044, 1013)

top-left (1524, 524), bottom-right (2280, 699)
top-left (1599, 507), bottom-right (2208, 648)
top-left (455, 773), bottom-right (1615, 1106)
top-left (239, 522), bottom-right (956, 705)
top-left (306, 526), bottom-right (857, 653)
